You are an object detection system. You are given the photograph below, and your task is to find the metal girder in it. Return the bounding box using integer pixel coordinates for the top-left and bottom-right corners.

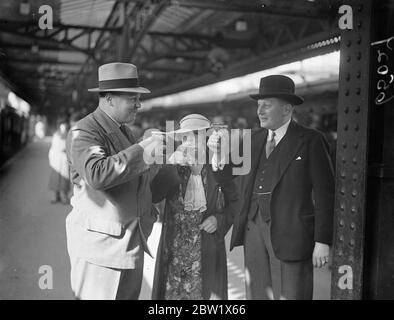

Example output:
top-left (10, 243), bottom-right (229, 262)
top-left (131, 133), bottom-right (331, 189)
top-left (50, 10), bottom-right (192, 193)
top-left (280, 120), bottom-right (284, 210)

top-left (0, 19), bottom-right (121, 59)
top-left (330, 0), bottom-right (372, 300)
top-left (144, 65), bottom-right (194, 74)
top-left (170, 0), bottom-right (334, 19)
top-left (127, 0), bottom-right (169, 60)
top-left (4, 57), bottom-right (82, 66)
top-left (0, 41), bottom-right (76, 52)
top-left (148, 31), bottom-right (252, 49)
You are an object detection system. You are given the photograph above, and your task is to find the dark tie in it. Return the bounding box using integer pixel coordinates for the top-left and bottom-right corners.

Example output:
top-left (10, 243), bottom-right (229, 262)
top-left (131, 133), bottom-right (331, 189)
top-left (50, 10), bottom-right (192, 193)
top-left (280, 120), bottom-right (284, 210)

top-left (120, 124), bottom-right (129, 140)
top-left (266, 131), bottom-right (276, 157)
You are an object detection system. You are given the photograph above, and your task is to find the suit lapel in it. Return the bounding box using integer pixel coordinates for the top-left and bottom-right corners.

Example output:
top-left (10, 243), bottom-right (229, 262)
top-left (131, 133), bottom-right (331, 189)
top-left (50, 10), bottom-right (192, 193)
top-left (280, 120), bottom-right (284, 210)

top-left (271, 120), bottom-right (305, 191)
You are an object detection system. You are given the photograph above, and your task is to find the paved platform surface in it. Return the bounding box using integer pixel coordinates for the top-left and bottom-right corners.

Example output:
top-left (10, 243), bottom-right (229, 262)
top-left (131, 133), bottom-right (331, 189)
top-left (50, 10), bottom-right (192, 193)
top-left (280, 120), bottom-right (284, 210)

top-left (0, 139), bottom-right (330, 300)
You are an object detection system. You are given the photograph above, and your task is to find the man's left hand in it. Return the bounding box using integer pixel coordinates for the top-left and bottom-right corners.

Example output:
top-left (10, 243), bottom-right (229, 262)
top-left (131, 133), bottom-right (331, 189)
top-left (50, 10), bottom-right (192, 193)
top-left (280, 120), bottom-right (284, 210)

top-left (312, 242), bottom-right (330, 268)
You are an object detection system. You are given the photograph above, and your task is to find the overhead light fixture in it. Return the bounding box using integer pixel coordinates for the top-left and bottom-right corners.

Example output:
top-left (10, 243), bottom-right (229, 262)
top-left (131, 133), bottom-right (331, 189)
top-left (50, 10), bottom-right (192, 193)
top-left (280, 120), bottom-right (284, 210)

top-left (31, 43), bottom-right (39, 54)
top-left (19, 0), bottom-right (31, 15)
top-left (235, 20), bottom-right (248, 32)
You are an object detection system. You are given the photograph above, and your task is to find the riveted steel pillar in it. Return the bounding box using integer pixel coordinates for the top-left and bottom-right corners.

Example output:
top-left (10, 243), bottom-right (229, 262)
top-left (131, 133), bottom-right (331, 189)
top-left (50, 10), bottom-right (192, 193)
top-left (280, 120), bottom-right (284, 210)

top-left (331, 0), bottom-right (372, 300)
top-left (363, 0), bottom-right (394, 299)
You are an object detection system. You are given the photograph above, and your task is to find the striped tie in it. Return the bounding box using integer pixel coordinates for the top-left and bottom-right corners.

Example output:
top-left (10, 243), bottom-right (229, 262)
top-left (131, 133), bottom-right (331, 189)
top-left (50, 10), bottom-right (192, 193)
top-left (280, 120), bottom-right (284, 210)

top-left (266, 131), bottom-right (276, 157)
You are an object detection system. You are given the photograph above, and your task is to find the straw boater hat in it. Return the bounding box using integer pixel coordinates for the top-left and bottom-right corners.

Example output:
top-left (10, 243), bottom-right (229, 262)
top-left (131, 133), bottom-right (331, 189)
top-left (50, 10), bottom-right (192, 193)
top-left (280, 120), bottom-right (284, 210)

top-left (173, 114), bottom-right (211, 134)
top-left (152, 114), bottom-right (211, 137)
top-left (88, 62), bottom-right (150, 93)
top-left (249, 75), bottom-right (304, 105)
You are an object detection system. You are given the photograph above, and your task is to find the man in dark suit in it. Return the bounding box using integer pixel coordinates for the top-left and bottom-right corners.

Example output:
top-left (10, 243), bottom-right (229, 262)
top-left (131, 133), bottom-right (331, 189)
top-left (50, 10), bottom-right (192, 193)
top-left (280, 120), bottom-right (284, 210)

top-left (66, 62), bottom-right (163, 299)
top-left (209, 75), bottom-right (334, 300)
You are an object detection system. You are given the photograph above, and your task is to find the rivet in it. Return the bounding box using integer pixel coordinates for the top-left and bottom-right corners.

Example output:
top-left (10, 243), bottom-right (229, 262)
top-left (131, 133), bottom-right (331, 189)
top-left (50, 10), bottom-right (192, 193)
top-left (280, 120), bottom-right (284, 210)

top-left (345, 73), bottom-right (351, 81)
top-left (356, 71), bottom-right (361, 78)
top-left (339, 235), bottom-right (344, 241)
top-left (352, 173), bottom-right (358, 181)
top-left (357, 21), bottom-right (362, 28)
top-left (341, 171), bottom-right (346, 179)
top-left (355, 124), bottom-right (359, 131)
top-left (346, 55), bottom-right (351, 62)
top-left (350, 239), bottom-right (355, 246)
top-left (339, 219), bottom-right (344, 226)
top-left (357, 36), bottom-right (362, 44)
top-left (352, 157), bottom-right (357, 164)
top-left (358, 4), bottom-right (363, 12)
top-left (338, 249), bottom-right (343, 256)
top-left (346, 40), bottom-right (352, 47)
top-left (356, 87), bottom-right (361, 95)
top-left (354, 143), bottom-right (359, 149)
top-left (351, 206), bottom-right (357, 214)
top-left (352, 190), bottom-right (357, 197)
top-left (350, 222), bottom-right (356, 230)
top-left (357, 52), bottom-right (362, 60)
top-left (344, 124), bottom-right (349, 131)
top-left (344, 106), bottom-right (349, 113)
top-left (355, 105), bottom-right (361, 113)
top-left (340, 187), bottom-right (345, 195)
top-left (342, 142), bottom-right (347, 149)
top-left (345, 89), bottom-right (350, 96)
top-left (342, 157), bottom-right (347, 164)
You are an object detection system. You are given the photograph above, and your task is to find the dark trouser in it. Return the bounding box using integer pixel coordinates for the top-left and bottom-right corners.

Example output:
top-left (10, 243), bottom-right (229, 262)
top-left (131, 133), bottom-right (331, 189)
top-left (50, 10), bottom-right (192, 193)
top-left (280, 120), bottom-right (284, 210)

top-left (115, 266), bottom-right (144, 300)
top-left (244, 212), bottom-right (313, 300)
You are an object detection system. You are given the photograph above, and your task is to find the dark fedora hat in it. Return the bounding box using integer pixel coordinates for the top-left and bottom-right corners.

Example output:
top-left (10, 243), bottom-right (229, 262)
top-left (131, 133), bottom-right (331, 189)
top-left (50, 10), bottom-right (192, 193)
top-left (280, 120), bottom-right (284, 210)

top-left (250, 75), bottom-right (304, 105)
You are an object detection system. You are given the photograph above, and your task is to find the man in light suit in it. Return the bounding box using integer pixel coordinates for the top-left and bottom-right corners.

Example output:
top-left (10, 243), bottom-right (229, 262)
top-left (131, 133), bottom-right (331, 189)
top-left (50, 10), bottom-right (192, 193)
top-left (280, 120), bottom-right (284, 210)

top-left (209, 75), bottom-right (334, 299)
top-left (66, 62), bottom-right (163, 300)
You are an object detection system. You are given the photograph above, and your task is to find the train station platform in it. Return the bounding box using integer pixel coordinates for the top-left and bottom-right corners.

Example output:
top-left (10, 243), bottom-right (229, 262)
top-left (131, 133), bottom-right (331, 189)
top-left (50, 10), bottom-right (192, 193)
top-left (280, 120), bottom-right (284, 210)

top-left (0, 138), bottom-right (330, 300)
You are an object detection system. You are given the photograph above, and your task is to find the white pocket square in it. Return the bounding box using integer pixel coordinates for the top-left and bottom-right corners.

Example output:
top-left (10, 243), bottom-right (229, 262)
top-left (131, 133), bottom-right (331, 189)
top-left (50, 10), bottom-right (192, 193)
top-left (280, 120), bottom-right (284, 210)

top-left (296, 156), bottom-right (302, 160)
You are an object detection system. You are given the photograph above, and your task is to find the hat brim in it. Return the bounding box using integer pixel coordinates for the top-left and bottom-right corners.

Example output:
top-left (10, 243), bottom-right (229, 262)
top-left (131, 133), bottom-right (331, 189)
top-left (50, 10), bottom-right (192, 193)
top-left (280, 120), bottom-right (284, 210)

top-left (88, 87), bottom-right (151, 94)
top-left (160, 126), bottom-right (211, 135)
top-left (249, 93), bottom-right (304, 105)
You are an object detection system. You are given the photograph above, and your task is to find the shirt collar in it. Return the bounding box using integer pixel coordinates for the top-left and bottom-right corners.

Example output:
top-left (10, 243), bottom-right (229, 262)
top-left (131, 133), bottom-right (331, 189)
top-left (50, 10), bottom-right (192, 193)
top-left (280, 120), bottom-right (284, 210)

top-left (268, 118), bottom-right (291, 143)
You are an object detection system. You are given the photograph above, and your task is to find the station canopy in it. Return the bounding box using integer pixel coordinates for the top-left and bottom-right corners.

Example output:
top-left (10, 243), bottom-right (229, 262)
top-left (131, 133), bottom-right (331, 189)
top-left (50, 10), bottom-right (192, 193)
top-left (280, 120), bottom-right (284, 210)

top-left (0, 0), bottom-right (342, 112)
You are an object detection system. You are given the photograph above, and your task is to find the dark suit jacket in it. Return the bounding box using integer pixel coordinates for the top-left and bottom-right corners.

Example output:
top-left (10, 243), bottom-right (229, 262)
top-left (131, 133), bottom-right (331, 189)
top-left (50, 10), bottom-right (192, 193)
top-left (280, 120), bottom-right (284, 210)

top-left (218, 120), bottom-right (335, 262)
top-left (66, 107), bottom-right (158, 269)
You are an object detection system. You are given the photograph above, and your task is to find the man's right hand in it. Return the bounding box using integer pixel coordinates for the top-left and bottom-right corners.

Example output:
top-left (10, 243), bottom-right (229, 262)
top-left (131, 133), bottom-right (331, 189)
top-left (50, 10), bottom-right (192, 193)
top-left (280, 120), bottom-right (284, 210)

top-left (138, 135), bottom-right (165, 163)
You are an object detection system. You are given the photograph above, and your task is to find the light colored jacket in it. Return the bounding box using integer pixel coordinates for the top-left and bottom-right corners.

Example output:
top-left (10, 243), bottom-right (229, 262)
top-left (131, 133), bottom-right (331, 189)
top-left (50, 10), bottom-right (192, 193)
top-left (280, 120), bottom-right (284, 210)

top-left (66, 107), bottom-right (158, 269)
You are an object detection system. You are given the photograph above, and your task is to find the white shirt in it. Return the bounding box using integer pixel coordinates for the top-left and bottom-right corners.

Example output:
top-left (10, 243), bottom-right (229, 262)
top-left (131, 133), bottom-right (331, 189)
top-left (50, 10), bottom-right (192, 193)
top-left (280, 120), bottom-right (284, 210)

top-left (184, 174), bottom-right (207, 212)
top-left (267, 119), bottom-right (291, 145)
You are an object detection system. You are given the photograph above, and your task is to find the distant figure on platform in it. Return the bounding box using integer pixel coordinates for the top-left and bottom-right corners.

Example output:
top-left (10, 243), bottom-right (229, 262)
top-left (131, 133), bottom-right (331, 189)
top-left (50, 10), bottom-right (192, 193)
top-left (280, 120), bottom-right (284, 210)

top-left (65, 62), bottom-right (164, 300)
top-left (150, 114), bottom-right (238, 300)
top-left (35, 116), bottom-right (46, 139)
top-left (48, 119), bottom-right (70, 204)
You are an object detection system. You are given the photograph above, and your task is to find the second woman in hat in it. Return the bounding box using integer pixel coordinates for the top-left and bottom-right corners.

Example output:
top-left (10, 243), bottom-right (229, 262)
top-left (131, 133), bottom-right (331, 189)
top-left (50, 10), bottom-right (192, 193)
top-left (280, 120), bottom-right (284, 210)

top-left (150, 114), bottom-right (238, 300)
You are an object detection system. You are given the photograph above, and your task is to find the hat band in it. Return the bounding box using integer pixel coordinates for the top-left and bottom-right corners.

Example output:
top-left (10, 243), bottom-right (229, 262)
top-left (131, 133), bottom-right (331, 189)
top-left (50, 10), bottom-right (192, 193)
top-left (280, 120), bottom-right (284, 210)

top-left (99, 78), bottom-right (140, 90)
top-left (260, 88), bottom-right (294, 94)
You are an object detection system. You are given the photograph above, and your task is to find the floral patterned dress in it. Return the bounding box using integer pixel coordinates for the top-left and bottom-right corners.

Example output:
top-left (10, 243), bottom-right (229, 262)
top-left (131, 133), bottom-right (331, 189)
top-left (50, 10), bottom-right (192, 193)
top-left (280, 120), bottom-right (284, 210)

top-left (164, 207), bottom-right (204, 299)
top-left (163, 165), bottom-right (207, 300)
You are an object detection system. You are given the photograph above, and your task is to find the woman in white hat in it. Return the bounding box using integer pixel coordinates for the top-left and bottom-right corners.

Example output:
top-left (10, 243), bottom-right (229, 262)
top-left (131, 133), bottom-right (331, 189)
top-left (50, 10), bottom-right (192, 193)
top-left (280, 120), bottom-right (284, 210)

top-left (150, 114), bottom-right (238, 300)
